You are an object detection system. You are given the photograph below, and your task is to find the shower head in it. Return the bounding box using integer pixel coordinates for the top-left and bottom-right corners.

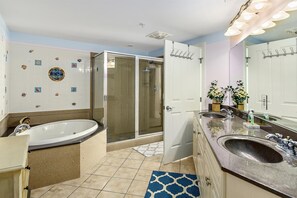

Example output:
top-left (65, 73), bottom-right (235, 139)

top-left (143, 67), bottom-right (150, 72)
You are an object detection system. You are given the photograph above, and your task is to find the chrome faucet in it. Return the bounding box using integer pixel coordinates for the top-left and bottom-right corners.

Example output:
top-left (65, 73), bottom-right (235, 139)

top-left (265, 133), bottom-right (297, 156)
top-left (221, 108), bottom-right (233, 119)
top-left (13, 123), bottom-right (30, 135)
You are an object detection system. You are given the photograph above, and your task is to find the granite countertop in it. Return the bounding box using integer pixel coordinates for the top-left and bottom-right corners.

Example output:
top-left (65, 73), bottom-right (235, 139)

top-left (0, 135), bottom-right (29, 173)
top-left (194, 111), bottom-right (297, 198)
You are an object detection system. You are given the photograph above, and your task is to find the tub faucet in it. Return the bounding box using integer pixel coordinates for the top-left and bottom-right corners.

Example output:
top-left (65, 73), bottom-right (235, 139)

top-left (221, 108), bottom-right (233, 119)
top-left (266, 133), bottom-right (297, 156)
top-left (13, 124), bottom-right (30, 135)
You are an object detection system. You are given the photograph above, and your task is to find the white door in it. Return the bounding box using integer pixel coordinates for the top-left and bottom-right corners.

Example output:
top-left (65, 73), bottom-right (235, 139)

top-left (163, 40), bottom-right (201, 164)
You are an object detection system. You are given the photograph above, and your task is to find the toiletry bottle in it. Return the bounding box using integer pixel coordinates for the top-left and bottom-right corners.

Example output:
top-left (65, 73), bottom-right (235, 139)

top-left (248, 110), bottom-right (255, 125)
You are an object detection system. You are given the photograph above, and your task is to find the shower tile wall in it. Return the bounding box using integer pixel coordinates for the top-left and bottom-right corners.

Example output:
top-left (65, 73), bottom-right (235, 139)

top-left (0, 18), bottom-right (9, 121)
top-left (9, 42), bottom-right (90, 113)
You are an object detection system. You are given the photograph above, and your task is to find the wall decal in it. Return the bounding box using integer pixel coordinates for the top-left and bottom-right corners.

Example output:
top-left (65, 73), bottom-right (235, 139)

top-left (71, 87), bottom-right (77, 92)
top-left (71, 63), bottom-right (77, 68)
top-left (77, 59), bottom-right (82, 62)
top-left (72, 102), bottom-right (76, 106)
top-left (55, 93), bottom-right (59, 96)
top-left (34, 87), bottom-right (42, 93)
top-left (55, 57), bottom-right (59, 60)
top-left (29, 49), bottom-right (34, 53)
top-left (21, 64), bottom-right (27, 70)
top-left (48, 67), bottom-right (65, 81)
top-left (21, 93), bottom-right (26, 97)
top-left (35, 105), bottom-right (41, 108)
top-left (35, 60), bottom-right (42, 66)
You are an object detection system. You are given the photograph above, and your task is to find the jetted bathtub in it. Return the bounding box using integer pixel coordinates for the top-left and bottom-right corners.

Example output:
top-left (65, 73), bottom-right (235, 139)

top-left (17, 119), bottom-right (99, 148)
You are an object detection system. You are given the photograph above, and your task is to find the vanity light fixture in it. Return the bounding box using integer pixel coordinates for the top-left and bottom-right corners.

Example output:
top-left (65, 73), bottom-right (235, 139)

top-left (285, 0), bottom-right (297, 11)
top-left (225, 0), bottom-right (295, 37)
top-left (247, 0), bottom-right (270, 12)
top-left (238, 10), bottom-right (257, 22)
top-left (261, 20), bottom-right (276, 29)
top-left (272, 11), bottom-right (290, 21)
top-left (250, 29), bottom-right (265, 35)
top-left (224, 27), bottom-right (241, 36)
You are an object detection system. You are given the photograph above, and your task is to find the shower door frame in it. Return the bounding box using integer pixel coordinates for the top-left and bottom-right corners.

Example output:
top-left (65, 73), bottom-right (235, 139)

top-left (94, 50), bottom-right (164, 141)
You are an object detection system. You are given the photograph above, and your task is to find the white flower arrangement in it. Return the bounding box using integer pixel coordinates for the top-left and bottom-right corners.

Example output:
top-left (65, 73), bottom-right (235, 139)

top-left (230, 80), bottom-right (249, 105)
top-left (207, 80), bottom-right (227, 103)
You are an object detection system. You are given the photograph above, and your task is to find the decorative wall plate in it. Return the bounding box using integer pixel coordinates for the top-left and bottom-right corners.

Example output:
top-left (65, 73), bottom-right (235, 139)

top-left (48, 67), bottom-right (65, 81)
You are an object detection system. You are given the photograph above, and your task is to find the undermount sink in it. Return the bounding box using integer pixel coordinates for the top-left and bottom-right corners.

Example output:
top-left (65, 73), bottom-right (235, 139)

top-left (218, 136), bottom-right (283, 163)
top-left (200, 112), bottom-right (226, 119)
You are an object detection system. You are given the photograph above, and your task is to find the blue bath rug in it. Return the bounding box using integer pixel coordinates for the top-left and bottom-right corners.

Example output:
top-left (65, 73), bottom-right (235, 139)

top-left (145, 170), bottom-right (200, 198)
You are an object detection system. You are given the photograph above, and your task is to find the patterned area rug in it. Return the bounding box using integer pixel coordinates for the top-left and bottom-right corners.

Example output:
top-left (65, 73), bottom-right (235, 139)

top-left (133, 141), bottom-right (163, 157)
top-left (145, 170), bottom-right (200, 198)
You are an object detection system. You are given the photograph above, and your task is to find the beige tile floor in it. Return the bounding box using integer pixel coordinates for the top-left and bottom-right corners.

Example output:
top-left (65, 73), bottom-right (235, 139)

top-left (31, 146), bottom-right (196, 198)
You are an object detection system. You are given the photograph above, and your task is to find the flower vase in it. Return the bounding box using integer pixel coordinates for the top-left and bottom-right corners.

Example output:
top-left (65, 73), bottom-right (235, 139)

top-left (212, 101), bottom-right (221, 112)
top-left (237, 104), bottom-right (244, 111)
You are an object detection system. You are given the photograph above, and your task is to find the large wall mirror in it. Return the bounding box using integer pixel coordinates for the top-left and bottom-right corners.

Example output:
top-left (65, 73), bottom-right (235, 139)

top-left (230, 10), bottom-right (297, 133)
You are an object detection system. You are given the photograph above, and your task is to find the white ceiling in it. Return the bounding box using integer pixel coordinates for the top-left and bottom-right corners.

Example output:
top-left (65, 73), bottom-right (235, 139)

top-left (0, 0), bottom-right (246, 52)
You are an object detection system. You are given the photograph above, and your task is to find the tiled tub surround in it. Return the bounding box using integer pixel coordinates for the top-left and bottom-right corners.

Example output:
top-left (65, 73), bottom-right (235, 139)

top-left (9, 42), bottom-right (90, 113)
top-left (195, 111), bottom-right (297, 198)
top-left (30, 146), bottom-right (196, 198)
top-left (28, 128), bottom-right (106, 189)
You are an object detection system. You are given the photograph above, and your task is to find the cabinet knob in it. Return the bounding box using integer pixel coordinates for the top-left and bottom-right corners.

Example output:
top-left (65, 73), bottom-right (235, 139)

top-left (193, 130), bottom-right (196, 134)
top-left (24, 186), bottom-right (29, 190)
top-left (205, 177), bottom-right (211, 186)
top-left (197, 131), bottom-right (201, 135)
top-left (25, 166), bottom-right (31, 170)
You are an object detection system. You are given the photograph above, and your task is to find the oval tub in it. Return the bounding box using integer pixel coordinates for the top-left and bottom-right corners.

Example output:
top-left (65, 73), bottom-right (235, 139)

top-left (17, 119), bottom-right (98, 147)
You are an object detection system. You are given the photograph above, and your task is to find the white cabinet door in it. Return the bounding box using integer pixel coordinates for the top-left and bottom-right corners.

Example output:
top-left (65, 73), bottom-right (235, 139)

top-left (163, 40), bottom-right (201, 164)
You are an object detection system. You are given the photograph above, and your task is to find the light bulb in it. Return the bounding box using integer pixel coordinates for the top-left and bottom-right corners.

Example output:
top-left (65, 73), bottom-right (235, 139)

top-left (272, 11), bottom-right (290, 21)
top-left (285, 0), bottom-right (297, 11)
top-left (238, 11), bottom-right (256, 22)
top-left (261, 21), bottom-right (276, 29)
top-left (233, 21), bottom-right (248, 30)
top-left (247, 0), bottom-right (269, 12)
top-left (251, 29), bottom-right (265, 35)
top-left (224, 27), bottom-right (241, 37)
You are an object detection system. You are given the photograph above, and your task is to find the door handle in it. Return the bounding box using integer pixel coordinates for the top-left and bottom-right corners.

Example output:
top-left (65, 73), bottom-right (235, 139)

top-left (166, 106), bottom-right (173, 112)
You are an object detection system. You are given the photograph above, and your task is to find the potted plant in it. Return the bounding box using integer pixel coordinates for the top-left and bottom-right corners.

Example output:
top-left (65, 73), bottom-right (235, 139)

top-left (230, 80), bottom-right (249, 111)
top-left (207, 80), bottom-right (227, 112)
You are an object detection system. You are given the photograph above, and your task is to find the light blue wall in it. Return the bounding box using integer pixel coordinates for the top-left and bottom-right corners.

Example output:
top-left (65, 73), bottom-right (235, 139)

top-left (149, 31), bottom-right (228, 57)
top-left (10, 31), bottom-right (150, 56)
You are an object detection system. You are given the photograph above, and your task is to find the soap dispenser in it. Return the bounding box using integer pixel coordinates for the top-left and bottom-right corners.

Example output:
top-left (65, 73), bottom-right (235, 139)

top-left (248, 109), bottom-right (255, 125)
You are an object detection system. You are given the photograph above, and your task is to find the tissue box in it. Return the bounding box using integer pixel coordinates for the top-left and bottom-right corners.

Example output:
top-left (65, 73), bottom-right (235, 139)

top-left (243, 122), bottom-right (260, 129)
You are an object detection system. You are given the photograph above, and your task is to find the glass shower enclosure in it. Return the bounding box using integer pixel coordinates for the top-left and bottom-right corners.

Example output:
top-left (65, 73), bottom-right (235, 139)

top-left (92, 51), bottom-right (163, 143)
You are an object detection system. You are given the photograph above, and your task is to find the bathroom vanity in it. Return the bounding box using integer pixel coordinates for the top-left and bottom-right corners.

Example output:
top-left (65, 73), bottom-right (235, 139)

top-left (193, 112), bottom-right (297, 198)
top-left (0, 135), bottom-right (30, 198)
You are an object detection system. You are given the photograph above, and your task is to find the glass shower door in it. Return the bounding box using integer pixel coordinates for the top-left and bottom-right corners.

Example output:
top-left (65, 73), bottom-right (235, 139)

top-left (92, 53), bottom-right (104, 124)
top-left (139, 59), bottom-right (163, 135)
top-left (107, 53), bottom-right (135, 142)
